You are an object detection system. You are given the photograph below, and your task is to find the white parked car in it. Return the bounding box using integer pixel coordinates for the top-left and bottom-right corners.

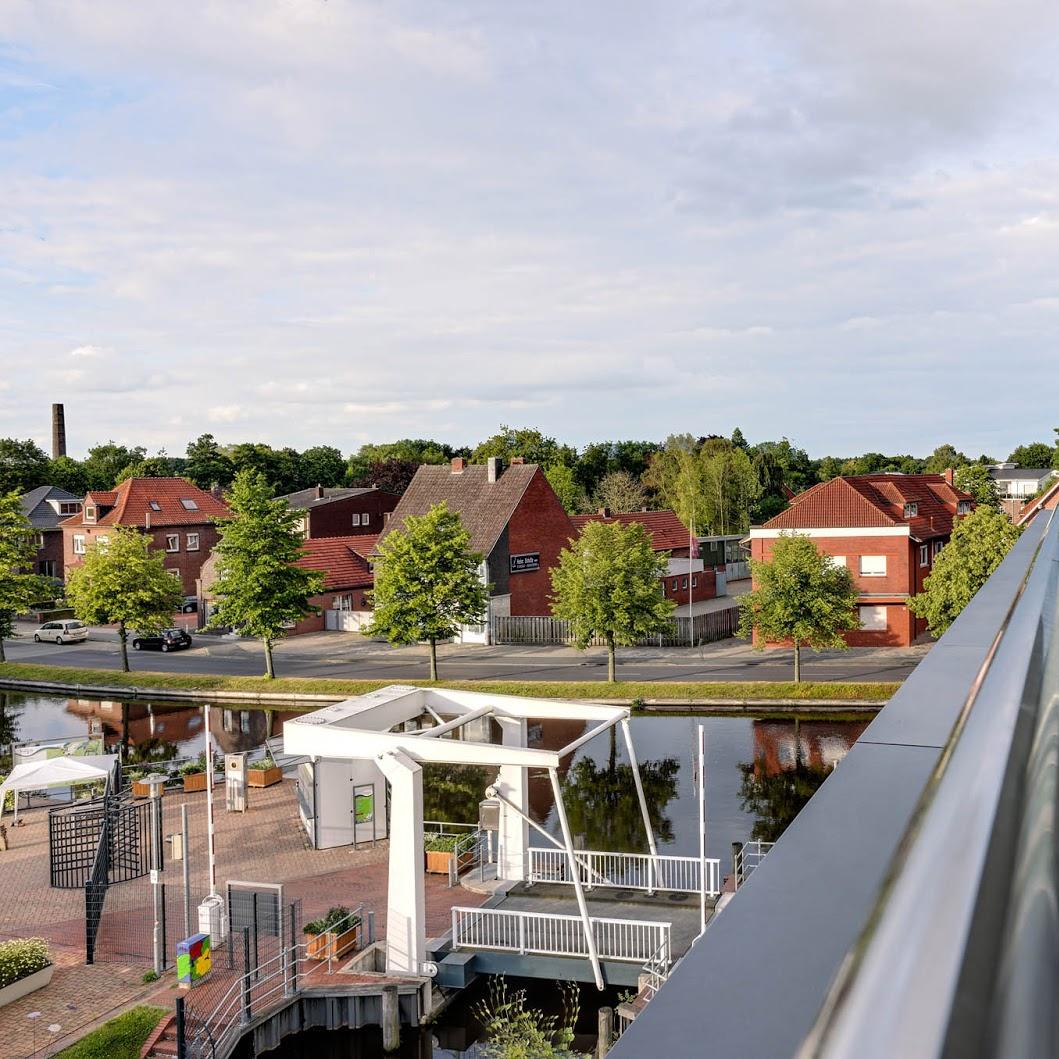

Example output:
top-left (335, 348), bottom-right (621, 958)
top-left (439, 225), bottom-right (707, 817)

top-left (33, 619), bottom-right (89, 645)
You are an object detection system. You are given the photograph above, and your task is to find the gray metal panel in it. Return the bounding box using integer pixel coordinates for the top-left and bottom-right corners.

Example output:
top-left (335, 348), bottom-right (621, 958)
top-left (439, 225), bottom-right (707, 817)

top-left (613, 741), bottom-right (938, 1058)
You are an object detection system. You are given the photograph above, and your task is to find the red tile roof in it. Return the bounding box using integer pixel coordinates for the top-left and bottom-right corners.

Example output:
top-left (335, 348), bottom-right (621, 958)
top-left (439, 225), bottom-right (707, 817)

top-left (763, 474), bottom-right (973, 539)
top-left (1016, 478), bottom-right (1059, 526)
top-left (295, 536), bottom-right (375, 590)
top-left (570, 510), bottom-right (694, 552)
top-left (61, 478), bottom-right (229, 529)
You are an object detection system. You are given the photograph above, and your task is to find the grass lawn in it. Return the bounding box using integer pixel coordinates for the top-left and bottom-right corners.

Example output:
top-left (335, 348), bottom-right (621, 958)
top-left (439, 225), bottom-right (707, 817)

top-left (0, 661), bottom-right (897, 702)
top-left (54, 1005), bottom-right (167, 1059)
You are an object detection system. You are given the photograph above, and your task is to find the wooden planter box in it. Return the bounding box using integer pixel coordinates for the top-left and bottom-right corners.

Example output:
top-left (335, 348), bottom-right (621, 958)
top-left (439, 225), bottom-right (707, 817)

top-left (182, 772), bottom-right (208, 793)
top-left (131, 779), bottom-right (160, 799)
top-left (425, 848), bottom-right (475, 876)
top-left (248, 766), bottom-right (282, 788)
top-left (0, 964), bottom-right (53, 1009)
top-left (304, 926), bottom-right (360, 962)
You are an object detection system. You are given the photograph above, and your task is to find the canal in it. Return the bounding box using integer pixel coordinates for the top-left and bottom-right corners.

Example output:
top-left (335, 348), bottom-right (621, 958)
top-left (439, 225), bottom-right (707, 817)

top-left (0, 691), bottom-right (869, 1056)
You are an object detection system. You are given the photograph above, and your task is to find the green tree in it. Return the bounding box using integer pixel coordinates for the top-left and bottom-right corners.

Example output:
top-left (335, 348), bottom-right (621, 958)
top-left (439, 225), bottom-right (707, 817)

top-left (83, 442), bottom-right (147, 490)
top-left (300, 445), bottom-right (346, 488)
top-left (594, 470), bottom-right (648, 514)
top-left (730, 426), bottom-right (749, 450)
top-left (228, 443), bottom-right (306, 495)
top-left (1007, 442), bottom-right (1055, 468)
top-left (207, 470), bottom-right (324, 678)
top-left (575, 440), bottom-right (659, 497)
top-left (66, 526), bottom-right (183, 672)
top-left (116, 450), bottom-right (183, 483)
top-left (751, 438), bottom-right (816, 493)
top-left (368, 502), bottom-right (489, 681)
top-left (544, 464), bottom-right (586, 515)
top-left (953, 464), bottom-right (999, 509)
top-left (923, 444), bottom-right (969, 475)
top-left (0, 492), bottom-right (52, 663)
top-left (909, 507), bottom-right (1020, 637)
top-left (472, 426), bottom-right (576, 469)
top-left (0, 439), bottom-right (50, 494)
top-left (346, 457), bottom-right (421, 494)
top-left (550, 520), bottom-right (673, 682)
top-left (346, 438), bottom-right (457, 484)
top-left (739, 534), bottom-right (859, 682)
top-left (47, 456), bottom-right (90, 496)
top-left (185, 434), bottom-right (235, 489)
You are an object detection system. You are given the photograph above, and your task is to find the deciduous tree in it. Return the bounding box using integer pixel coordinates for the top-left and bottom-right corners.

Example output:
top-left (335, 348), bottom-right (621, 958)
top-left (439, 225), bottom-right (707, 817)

top-left (0, 492), bottom-right (51, 663)
top-left (66, 526), bottom-right (184, 672)
top-left (593, 470), bottom-right (648, 514)
top-left (739, 534), bottom-right (859, 682)
top-left (472, 426), bottom-right (576, 469)
top-left (1007, 442), bottom-right (1055, 469)
top-left (83, 442), bottom-right (147, 490)
top-left (368, 502), bottom-right (489, 681)
top-left (185, 434), bottom-right (235, 489)
top-left (544, 464), bottom-right (586, 515)
top-left (909, 507), bottom-right (1020, 637)
top-left (953, 464), bottom-right (999, 509)
top-left (550, 520), bottom-right (673, 682)
top-left (0, 439), bottom-right (50, 495)
top-left (207, 470), bottom-right (324, 678)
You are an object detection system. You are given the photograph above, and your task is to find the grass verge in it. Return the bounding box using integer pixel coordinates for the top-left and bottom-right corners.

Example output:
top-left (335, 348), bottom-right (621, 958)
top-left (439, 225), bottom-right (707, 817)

top-left (54, 1005), bottom-right (167, 1059)
top-left (0, 661), bottom-right (897, 702)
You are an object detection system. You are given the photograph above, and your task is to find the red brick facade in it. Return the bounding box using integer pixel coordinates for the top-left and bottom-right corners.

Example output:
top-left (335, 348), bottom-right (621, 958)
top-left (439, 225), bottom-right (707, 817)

top-left (36, 528), bottom-right (67, 580)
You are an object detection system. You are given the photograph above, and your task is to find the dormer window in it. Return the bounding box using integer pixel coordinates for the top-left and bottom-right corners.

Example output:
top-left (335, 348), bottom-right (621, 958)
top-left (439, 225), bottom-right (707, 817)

top-left (957, 500), bottom-right (972, 515)
top-left (179, 499), bottom-right (199, 511)
top-left (149, 500), bottom-right (162, 511)
top-left (903, 502), bottom-right (918, 518)
top-left (84, 506), bottom-right (96, 523)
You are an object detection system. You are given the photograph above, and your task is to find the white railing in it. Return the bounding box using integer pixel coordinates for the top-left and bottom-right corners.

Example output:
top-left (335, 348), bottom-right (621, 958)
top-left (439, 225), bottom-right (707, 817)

top-left (451, 906), bottom-right (671, 964)
top-left (733, 840), bottom-right (774, 888)
top-left (528, 848), bottom-right (721, 896)
top-left (641, 937), bottom-right (672, 1002)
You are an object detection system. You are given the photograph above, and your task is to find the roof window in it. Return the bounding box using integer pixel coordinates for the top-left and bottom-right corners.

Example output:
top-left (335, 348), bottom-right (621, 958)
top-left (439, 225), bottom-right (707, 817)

top-left (179, 499), bottom-right (199, 510)
top-left (149, 500), bottom-right (162, 511)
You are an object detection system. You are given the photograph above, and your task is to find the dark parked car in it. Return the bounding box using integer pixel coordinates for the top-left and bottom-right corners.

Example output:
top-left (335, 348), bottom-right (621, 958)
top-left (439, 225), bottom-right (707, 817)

top-left (132, 628), bottom-right (193, 652)
top-left (180, 596), bottom-right (198, 614)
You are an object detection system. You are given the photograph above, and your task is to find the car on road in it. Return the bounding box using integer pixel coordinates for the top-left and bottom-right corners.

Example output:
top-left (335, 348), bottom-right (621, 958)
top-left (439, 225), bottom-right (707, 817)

top-left (33, 619), bottom-right (89, 645)
top-left (132, 628), bottom-right (194, 652)
top-left (180, 596), bottom-right (198, 614)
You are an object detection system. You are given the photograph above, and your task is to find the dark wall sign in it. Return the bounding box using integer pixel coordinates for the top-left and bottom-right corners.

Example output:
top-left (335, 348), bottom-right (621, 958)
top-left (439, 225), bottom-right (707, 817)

top-left (509, 552), bottom-right (540, 574)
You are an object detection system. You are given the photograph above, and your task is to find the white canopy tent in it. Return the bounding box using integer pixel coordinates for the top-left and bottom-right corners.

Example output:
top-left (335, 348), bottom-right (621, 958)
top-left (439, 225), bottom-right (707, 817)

top-left (0, 754), bottom-right (116, 823)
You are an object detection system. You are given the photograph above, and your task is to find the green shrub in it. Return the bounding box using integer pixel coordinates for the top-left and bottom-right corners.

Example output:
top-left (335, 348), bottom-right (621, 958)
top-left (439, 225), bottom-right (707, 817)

top-left (248, 755), bottom-right (276, 771)
top-left (54, 1005), bottom-right (166, 1059)
top-left (424, 833), bottom-right (459, 853)
top-left (304, 906), bottom-right (360, 936)
top-left (0, 937), bottom-right (52, 988)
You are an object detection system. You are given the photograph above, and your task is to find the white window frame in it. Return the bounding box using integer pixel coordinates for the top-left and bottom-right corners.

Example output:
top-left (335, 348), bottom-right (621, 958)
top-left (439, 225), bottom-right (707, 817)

top-left (73, 534), bottom-right (86, 555)
top-left (671, 578), bottom-right (679, 591)
top-left (859, 555), bottom-right (887, 577)
top-left (84, 506), bottom-right (96, 523)
top-left (362, 512), bottom-right (370, 526)
top-left (859, 605), bottom-right (888, 631)
top-left (957, 500), bottom-right (972, 515)
top-left (165, 534), bottom-right (180, 553)
top-left (167, 568), bottom-right (181, 580)
top-left (186, 532), bottom-right (200, 552)
top-left (351, 513), bottom-right (362, 527)
top-left (933, 540), bottom-right (944, 558)
top-left (919, 544), bottom-right (929, 567)
top-left (826, 555), bottom-right (846, 570)
top-left (904, 502), bottom-right (918, 518)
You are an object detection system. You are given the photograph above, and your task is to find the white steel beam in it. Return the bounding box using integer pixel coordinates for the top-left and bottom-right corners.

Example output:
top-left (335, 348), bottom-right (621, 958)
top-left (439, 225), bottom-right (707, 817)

top-left (558, 716), bottom-right (624, 760)
top-left (416, 705), bottom-right (493, 739)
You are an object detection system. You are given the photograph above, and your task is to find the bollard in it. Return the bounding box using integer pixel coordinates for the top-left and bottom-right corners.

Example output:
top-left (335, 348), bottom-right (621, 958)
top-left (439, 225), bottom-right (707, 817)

top-left (382, 984), bottom-right (400, 1052)
top-left (597, 1006), bottom-right (614, 1058)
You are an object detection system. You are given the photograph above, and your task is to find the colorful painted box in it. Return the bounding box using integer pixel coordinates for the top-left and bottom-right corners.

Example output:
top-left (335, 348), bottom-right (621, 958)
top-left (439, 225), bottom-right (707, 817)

top-left (176, 933), bottom-right (212, 987)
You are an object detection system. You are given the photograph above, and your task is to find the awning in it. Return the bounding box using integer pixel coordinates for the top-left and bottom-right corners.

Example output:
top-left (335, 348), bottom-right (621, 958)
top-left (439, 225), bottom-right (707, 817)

top-left (0, 754), bottom-right (116, 823)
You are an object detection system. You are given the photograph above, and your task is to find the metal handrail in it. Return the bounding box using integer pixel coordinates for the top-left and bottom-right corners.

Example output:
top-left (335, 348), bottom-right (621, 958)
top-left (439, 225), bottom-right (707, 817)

top-left (528, 847), bottom-right (722, 896)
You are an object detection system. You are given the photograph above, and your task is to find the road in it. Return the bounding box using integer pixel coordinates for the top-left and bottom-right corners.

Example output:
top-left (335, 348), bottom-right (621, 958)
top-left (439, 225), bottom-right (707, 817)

top-left (3, 625), bottom-right (928, 684)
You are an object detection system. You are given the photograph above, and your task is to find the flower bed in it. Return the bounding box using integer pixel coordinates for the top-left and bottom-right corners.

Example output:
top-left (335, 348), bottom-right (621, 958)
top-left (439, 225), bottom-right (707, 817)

top-left (0, 938), bottom-right (53, 1008)
top-left (304, 907), bottom-right (361, 961)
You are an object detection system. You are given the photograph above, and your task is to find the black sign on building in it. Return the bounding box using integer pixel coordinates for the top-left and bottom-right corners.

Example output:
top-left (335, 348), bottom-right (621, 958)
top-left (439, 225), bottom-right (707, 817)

top-left (509, 552), bottom-right (540, 574)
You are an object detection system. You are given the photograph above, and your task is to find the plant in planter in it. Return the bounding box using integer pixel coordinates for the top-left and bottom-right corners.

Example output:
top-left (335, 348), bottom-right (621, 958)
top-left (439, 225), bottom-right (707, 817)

top-left (303, 906), bottom-right (361, 961)
top-left (424, 832), bottom-right (474, 875)
top-left (180, 753), bottom-right (214, 793)
top-left (247, 754), bottom-right (283, 788)
top-left (0, 938), bottom-right (53, 1008)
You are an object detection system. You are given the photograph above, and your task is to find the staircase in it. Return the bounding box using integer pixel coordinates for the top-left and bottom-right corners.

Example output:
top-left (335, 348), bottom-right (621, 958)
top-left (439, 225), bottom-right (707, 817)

top-left (140, 1012), bottom-right (178, 1059)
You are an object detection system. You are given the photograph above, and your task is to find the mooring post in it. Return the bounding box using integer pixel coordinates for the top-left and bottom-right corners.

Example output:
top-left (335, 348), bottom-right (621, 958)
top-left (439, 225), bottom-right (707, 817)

top-left (597, 1006), bottom-right (614, 1057)
top-left (382, 984), bottom-right (400, 1052)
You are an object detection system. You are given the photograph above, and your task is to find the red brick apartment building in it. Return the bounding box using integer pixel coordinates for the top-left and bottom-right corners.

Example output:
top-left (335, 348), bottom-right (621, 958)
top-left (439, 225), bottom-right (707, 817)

top-left (277, 485), bottom-right (399, 539)
top-left (376, 457), bottom-right (575, 639)
top-left (62, 478), bottom-right (230, 595)
top-left (748, 473), bottom-right (974, 647)
top-left (570, 509), bottom-right (718, 608)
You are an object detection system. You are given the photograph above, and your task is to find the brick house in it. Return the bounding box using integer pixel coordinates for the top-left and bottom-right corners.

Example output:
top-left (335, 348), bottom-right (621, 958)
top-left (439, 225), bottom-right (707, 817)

top-left (291, 535), bottom-right (378, 634)
top-left (1017, 478), bottom-right (1059, 526)
top-left (748, 472), bottom-right (974, 647)
top-left (277, 485), bottom-right (400, 539)
top-left (61, 478), bottom-right (230, 596)
top-left (20, 486), bottom-right (83, 581)
top-left (570, 509), bottom-right (718, 609)
top-left (375, 457), bottom-right (575, 641)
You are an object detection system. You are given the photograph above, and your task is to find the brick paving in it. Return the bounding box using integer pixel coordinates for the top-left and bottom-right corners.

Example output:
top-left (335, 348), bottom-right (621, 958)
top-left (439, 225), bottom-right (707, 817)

top-left (0, 779), bottom-right (485, 1057)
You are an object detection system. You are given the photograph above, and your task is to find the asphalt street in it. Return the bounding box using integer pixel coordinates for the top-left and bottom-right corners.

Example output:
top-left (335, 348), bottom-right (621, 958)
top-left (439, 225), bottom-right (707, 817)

top-left (4, 625), bottom-right (927, 684)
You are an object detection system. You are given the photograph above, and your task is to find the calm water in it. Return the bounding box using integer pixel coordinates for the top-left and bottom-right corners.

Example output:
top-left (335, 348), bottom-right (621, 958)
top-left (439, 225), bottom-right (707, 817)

top-left (0, 691), bottom-right (868, 1056)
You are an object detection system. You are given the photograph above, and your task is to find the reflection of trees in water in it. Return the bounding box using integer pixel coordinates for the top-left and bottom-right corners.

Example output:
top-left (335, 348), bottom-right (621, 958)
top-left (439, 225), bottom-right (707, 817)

top-left (738, 758), bottom-right (831, 843)
top-left (0, 693), bottom-right (19, 771)
top-left (423, 764), bottom-right (498, 823)
top-left (126, 737), bottom-right (180, 765)
top-left (561, 731), bottom-right (679, 853)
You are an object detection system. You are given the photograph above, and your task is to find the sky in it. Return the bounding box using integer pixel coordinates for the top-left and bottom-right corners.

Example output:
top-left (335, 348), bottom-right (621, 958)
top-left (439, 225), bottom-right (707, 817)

top-left (1, 1), bottom-right (1058, 461)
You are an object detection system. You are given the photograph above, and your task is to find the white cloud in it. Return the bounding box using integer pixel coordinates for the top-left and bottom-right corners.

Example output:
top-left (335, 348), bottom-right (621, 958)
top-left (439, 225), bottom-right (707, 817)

top-left (207, 405), bottom-right (245, 423)
top-left (68, 344), bottom-right (109, 358)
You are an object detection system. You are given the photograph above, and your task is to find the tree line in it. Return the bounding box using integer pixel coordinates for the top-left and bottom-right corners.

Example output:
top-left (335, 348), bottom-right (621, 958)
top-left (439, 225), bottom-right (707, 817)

top-left (2, 425), bottom-right (1057, 537)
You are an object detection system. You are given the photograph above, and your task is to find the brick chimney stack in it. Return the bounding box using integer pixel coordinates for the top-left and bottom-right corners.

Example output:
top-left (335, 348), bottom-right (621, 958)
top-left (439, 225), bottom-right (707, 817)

top-left (51, 403), bottom-right (67, 459)
top-left (315, 484), bottom-right (325, 499)
top-left (943, 468), bottom-right (955, 486)
top-left (451, 457), bottom-right (466, 474)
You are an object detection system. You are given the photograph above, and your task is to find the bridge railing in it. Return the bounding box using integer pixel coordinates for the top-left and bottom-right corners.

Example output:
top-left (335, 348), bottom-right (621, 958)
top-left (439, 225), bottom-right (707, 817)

top-left (528, 847), bottom-right (721, 896)
top-left (732, 841), bottom-right (774, 888)
top-left (451, 906), bottom-right (671, 964)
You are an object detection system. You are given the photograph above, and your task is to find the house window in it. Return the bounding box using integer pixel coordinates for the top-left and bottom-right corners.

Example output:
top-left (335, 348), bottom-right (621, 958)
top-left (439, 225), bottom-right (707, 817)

top-left (933, 540), bottom-right (944, 558)
top-left (672, 579), bottom-right (678, 591)
top-left (39, 560), bottom-right (56, 577)
top-left (351, 513), bottom-right (362, 527)
top-left (84, 506), bottom-right (96, 523)
top-left (904, 502), bottom-right (918, 518)
top-left (166, 534), bottom-right (180, 552)
top-left (826, 555), bottom-right (846, 570)
top-left (859, 605), bottom-right (888, 631)
top-left (362, 512), bottom-right (370, 526)
top-left (73, 535), bottom-right (86, 554)
top-left (36, 532), bottom-right (45, 548)
top-left (682, 578), bottom-right (688, 589)
top-left (179, 499), bottom-right (199, 511)
top-left (149, 500), bottom-right (162, 511)
top-left (167, 568), bottom-right (180, 579)
top-left (59, 502), bottom-right (80, 515)
top-left (859, 555), bottom-right (887, 577)
top-left (186, 532), bottom-right (200, 552)
top-left (692, 577), bottom-right (698, 588)
top-left (957, 500), bottom-right (972, 515)
top-left (920, 545), bottom-right (929, 567)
